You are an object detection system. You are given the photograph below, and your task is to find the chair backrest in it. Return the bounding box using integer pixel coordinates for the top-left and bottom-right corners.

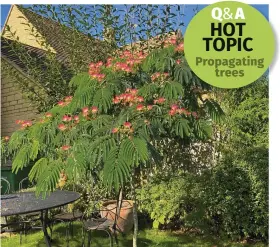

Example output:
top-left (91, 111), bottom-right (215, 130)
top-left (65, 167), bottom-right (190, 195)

top-left (1, 177), bottom-right (10, 194)
top-left (81, 200), bottom-right (118, 231)
top-left (18, 177), bottom-right (34, 191)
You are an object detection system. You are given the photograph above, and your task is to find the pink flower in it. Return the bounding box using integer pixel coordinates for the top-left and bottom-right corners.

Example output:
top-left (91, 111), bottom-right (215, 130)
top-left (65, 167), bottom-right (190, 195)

top-left (123, 50), bottom-right (132, 58)
top-left (61, 145), bottom-right (71, 151)
top-left (58, 101), bottom-right (65, 107)
top-left (137, 96), bottom-right (144, 102)
top-left (45, 112), bottom-right (52, 118)
top-left (176, 108), bottom-right (184, 114)
top-left (185, 110), bottom-right (191, 116)
top-left (192, 112), bottom-right (198, 119)
top-left (58, 124), bottom-right (67, 131)
top-left (73, 115), bottom-right (79, 121)
top-left (15, 120), bottom-right (23, 124)
top-left (26, 121), bottom-right (32, 127)
top-left (97, 61), bottom-right (103, 67)
top-left (97, 74), bottom-right (105, 80)
top-left (130, 89), bottom-right (138, 95)
top-left (136, 104), bottom-right (144, 111)
top-left (106, 58), bottom-right (113, 67)
top-left (176, 43), bottom-right (184, 52)
top-left (113, 97), bottom-right (120, 104)
top-left (176, 59), bottom-right (181, 65)
top-left (169, 109), bottom-right (176, 116)
top-left (157, 97), bottom-right (166, 104)
top-left (82, 107), bottom-right (89, 113)
top-left (124, 67), bottom-right (132, 73)
top-left (64, 96), bottom-right (73, 102)
top-left (89, 62), bottom-right (95, 69)
top-left (171, 104), bottom-right (179, 110)
top-left (3, 136), bottom-right (10, 141)
top-left (137, 51), bottom-right (147, 60)
top-left (62, 115), bottom-right (72, 122)
top-left (123, 122), bottom-right (132, 128)
top-left (127, 58), bottom-right (135, 65)
top-left (125, 94), bottom-right (133, 102)
top-left (112, 128), bottom-right (119, 134)
top-left (91, 73), bottom-right (105, 82)
top-left (151, 72), bottom-right (161, 81)
top-left (21, 120), bottom-right (32, 128)
top-left (91, 106), bottom-right (98, 114)
top-left (170, 38), bottom-right (177, 45)
top-left (147, 105), bottom-right (153, 110)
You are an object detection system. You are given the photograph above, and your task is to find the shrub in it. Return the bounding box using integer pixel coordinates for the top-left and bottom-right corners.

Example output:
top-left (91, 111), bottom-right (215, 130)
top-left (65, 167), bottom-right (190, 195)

top-left (206, 78), bottom-right (268, 240)
top-left (202, 161), bottom-right (255, 239)
top-left (136, 174), bottom-right (204, 230)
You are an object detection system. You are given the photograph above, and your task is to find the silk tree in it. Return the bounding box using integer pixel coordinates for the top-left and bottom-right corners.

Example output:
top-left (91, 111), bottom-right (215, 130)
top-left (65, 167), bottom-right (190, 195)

top-left (7, 38), bottom-right (224, 246)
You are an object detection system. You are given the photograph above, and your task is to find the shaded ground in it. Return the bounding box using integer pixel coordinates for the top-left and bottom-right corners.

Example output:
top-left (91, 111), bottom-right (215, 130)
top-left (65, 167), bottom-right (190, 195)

top-left (0, 222), bottom-right (267, 247)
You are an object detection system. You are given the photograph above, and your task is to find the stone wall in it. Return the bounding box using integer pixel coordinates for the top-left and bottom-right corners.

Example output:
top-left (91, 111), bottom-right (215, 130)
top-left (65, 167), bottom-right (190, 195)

top-left (1, 75), bottom-right (38, 137)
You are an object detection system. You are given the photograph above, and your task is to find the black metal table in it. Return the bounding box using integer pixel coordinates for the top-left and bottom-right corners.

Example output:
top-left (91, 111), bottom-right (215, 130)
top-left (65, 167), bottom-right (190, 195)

top-left (1, 190), bottom-right (80, 247)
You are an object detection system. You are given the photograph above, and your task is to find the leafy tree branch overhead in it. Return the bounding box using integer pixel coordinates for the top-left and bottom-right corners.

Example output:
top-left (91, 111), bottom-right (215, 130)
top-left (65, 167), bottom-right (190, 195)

top-left (6, 38), bottom-right (224, 196)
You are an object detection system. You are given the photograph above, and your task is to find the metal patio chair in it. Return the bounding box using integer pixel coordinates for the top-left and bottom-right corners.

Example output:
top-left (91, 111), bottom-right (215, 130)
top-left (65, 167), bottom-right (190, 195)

top-left (1, 177), bottom-right (30, 245)
top-left (50, 205), bottom-right (83, 247)
top-left (0, 177), bottom-right (10, 194)
top-left (81, 201), bottom-right (119, 247)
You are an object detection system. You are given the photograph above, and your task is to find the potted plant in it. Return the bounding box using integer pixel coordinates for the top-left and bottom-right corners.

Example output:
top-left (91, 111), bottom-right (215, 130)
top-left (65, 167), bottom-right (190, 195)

top-left (101, 199), bottom-right (134, 234)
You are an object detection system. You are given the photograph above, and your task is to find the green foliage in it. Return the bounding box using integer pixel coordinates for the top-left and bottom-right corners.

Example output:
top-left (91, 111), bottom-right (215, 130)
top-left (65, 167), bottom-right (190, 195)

top-left (202, 162), bottom-right (255, 239)
top-left (209, 78), bottom-right (269, 240)
top-left (134, 78), bottom-right (268, 241)
top-left (63, 171), bottom-right (112, 216)
top-left (137, 175), bottom-right (204, 230)
top-left (7, 45), bottom-right (223, 196)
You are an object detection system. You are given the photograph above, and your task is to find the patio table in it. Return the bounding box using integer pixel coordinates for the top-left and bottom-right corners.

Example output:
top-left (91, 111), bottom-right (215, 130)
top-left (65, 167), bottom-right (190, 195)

top-left (0, 190), bottom-right (80, 247)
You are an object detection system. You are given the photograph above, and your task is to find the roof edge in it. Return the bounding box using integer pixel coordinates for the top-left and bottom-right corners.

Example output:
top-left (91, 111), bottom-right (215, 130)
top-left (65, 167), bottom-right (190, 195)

top-left (1, 4), bottom-right (14, 34)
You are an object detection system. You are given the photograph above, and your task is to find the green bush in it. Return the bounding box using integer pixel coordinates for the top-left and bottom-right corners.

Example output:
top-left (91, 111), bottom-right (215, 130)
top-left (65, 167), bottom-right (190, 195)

top-left (204, 78), bottom-right (268, 240)
top-left (136, 174), bottom-right (204, 230)
top-left (137, 159), bottom-right (267, 241)
top-left (202, 162), bottom-right (254, 239)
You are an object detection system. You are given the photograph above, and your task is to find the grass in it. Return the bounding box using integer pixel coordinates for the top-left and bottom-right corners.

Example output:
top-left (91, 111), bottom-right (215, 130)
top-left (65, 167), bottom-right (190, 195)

top-left (0, 222), bottom-right (267, 247)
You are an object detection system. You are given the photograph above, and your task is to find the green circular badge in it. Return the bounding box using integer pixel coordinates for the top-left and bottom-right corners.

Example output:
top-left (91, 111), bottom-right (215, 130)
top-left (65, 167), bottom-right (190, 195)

top-left (184, 1), bottom-right (275, 88)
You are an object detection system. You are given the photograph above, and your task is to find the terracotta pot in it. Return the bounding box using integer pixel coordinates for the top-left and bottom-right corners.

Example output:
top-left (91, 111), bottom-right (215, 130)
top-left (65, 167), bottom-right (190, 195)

top-left (101, 200), bottom-right (134, 234)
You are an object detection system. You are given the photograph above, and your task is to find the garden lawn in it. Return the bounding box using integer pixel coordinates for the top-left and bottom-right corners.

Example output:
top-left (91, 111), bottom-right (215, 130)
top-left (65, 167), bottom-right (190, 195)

top-left (0, 223), bottom-right (267, 247)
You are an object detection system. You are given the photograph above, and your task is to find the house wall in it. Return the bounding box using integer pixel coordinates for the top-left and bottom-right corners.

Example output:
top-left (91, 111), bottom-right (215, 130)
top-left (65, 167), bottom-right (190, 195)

top-left (2, 5), bottom-right (56, 53)
top-left (1, 75), bottom-right (38, 137)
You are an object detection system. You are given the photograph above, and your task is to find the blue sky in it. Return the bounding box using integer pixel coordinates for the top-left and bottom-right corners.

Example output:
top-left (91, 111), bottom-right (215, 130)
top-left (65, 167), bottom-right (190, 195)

top-left (1, 4), bottom-right (269, 34)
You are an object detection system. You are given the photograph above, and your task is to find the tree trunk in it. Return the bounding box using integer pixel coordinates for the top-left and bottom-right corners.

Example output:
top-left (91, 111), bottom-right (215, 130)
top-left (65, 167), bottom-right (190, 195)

top-left (117, 188), bottom-right (123, 216)
top-left (133, 200), bottom-right (138, 247)
top-left (131, 178), bottom-right (138, 247)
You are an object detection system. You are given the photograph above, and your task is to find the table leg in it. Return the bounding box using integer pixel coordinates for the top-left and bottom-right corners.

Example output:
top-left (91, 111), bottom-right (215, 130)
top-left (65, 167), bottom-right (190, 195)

top-left (41, 210), bottom-right (52, 247)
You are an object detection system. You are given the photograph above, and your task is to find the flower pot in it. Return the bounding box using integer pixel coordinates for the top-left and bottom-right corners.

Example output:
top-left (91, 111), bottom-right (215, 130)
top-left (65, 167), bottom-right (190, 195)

top-left (101, 200), bottom-right (134, 234)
